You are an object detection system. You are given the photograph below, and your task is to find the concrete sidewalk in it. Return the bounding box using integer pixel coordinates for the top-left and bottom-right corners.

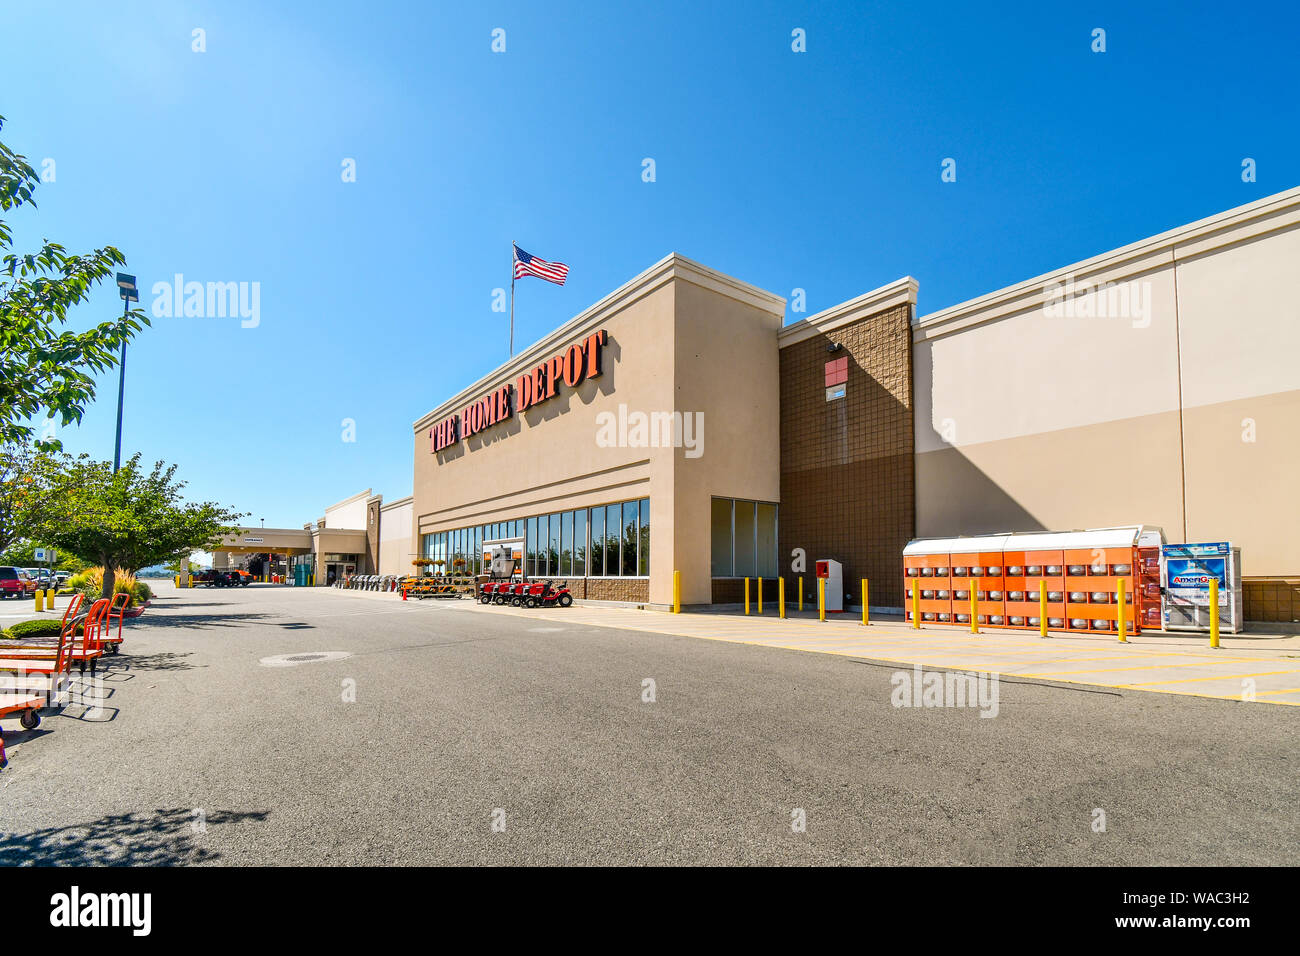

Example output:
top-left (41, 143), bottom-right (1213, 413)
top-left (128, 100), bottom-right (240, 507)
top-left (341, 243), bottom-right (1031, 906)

top-left (359, 586), bottom-right (1300, 707)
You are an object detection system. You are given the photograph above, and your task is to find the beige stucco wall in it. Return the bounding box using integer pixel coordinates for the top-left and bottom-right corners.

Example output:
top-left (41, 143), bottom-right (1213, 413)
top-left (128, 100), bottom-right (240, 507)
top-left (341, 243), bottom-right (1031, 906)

top-left (378, 497), bottom-right (413, 577)
top-left (914, 186), bottom-right (1300, 577)
top-left (671, 277), bottom-right (782, 602)
top-left (323, 491), bottom-right (370, 530)
top-left (410, 254), bottom-right (784, 605)
top-left (1174, 211), bottom-right (1300, 575)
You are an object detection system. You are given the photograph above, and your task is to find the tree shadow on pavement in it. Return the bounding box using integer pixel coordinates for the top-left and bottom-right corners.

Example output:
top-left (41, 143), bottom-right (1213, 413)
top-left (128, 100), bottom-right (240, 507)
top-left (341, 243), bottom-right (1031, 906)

top-left (0, 808), bottom-right (271, 866)
top-left (130, 612), bottom-right (276, 630)
top-left (104, 651), bottom-right (202, 672)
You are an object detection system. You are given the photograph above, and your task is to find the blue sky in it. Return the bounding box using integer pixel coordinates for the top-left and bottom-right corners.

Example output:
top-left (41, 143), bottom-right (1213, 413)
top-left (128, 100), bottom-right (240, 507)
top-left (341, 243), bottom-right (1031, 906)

top-left (3, 0), bottom-right (1297, 528)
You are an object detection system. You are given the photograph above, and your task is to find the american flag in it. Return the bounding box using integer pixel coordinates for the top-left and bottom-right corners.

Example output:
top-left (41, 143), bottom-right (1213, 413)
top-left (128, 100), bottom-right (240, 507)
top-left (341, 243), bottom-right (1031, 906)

top-left (513, 244), bottom-right (569, 285)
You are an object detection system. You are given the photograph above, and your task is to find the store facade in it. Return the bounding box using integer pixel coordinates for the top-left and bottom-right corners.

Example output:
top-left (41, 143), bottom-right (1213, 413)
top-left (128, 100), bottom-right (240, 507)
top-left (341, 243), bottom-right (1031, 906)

top-left (411, 186), bottom-right (1300, 619)
top-left (411, 254), bottom-right (785, 607)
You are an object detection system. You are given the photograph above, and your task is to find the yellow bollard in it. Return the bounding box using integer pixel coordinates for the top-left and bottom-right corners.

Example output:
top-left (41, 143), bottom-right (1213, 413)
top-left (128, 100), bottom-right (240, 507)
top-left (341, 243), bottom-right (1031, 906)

top-left (45, 589), bottom-right (55, 611)
top-left (818, 576), bottom-right (826, 622)
top-left (1209, 578), bottom-right (1220, 649)
top-left (757, 577), bottom-right (763, 615)
top-left (779, 576), bottom-right (786, 619)
top-left (1117, 578), bottom-right (1128, 643)
top-left (861, 578), bottom-right (869, 626)
top-left (673, 569), bottom-right (681, 614)
top-left (1039, 581), bottom-right (1048, 638)
top-left (798, 578), bottom-right (803, 612)
top-left (970, 588), bottom-right (979, 634)
top-left (911, 584), bottom-right (920, 629)
top-left (34, 589), bottom-right (44, 612)
top-left (744, 577), bottom-right (750, 615)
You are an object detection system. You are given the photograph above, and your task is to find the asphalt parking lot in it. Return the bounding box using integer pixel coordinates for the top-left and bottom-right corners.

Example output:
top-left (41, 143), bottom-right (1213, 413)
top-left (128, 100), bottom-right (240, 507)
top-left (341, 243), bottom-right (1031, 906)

top-left (1, 582), bottom-right (1296, 865)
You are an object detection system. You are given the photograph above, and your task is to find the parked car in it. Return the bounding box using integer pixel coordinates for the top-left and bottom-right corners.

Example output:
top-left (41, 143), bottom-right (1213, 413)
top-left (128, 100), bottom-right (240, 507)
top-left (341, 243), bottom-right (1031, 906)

top-left (26, 569), bottom-right (53, 589)
top-left (0, 566), bottom-right (33, 600)
top-left (190, 569), bottom-right (228, 588)
top-left (231, 569), bottom-right (252, 587)
top-left (53, 571), bottom-right (71, 586)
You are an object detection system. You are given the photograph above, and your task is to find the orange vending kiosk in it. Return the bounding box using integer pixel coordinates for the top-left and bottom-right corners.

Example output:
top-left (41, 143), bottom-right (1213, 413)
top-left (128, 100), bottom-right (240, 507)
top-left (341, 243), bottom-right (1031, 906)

top-left (904, 527), bottom-right (1165, 636)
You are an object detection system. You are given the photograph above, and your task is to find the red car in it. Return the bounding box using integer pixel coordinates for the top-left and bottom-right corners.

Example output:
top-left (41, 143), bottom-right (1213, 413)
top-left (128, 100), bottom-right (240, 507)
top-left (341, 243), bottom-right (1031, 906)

top-left (0, 567), bottom-right (36, 600)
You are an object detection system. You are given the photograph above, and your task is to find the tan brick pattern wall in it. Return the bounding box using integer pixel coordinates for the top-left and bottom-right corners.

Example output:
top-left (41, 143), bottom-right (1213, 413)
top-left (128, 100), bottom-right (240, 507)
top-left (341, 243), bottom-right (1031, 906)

top-left (582, 578), bottom-right (650, 603)
top-left (1244, 578), bottom-right (1300, 623)
top-left (778, 304), bottom-right (915, 608)
top-left (711, 578), bottom-right (746, 604)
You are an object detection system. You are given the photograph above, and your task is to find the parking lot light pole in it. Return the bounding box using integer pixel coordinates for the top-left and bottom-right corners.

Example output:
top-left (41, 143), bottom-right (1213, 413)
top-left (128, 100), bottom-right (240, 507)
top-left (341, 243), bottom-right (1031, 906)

top-left (113, 274), bottom-right (140, 472)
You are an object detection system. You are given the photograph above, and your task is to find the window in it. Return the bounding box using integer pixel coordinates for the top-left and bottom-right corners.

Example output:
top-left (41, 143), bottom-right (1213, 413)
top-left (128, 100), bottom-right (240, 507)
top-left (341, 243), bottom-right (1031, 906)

top-left (573, 509), bottom-right (587, 577)
top-left (526, 516), bottom-right (538, 577)
top-left (605, 504), bottom-right (620, 576)
top-left (638, 499), bottom-right (650, 576)
top-left (547, 513), bottom-right (560, 576)
top-left (756, 503), bottom-right (777, 577)
top-left (734, 500), bottom-right (756, 577)
top-left (590, 506), bottom-right (605, 575)
top-left (617, 501), bottom-right (634, 575)
top-left (711, 497), bottom-right (778, 578)
top-left (710, 499), bottom-right (732, 576)
top-left (560, 511), bottom-right (574, 576)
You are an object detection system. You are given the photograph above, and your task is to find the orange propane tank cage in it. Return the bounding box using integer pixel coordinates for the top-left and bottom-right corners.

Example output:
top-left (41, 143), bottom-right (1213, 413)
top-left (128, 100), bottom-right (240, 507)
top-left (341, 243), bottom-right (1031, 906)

top-left (903, 526), bottom-right (1166, 636)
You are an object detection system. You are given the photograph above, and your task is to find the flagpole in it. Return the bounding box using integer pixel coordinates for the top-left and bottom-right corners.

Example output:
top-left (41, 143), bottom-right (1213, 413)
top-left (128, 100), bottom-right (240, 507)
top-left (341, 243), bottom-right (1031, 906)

top-left (509, 240), bottom-right (516, 357)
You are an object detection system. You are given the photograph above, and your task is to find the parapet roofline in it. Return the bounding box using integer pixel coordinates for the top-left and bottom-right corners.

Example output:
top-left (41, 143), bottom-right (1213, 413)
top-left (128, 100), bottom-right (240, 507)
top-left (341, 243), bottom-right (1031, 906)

top-left (227, 528), bottom-right (313, 536)
top-left (778, 277), bottom-right (918, 348)
top-left (913, 183), bottom-right (1300, 341)
top-left (412, 252), bottom-right (787, 432)
top-left (322, 489), bottom-right (372, 513)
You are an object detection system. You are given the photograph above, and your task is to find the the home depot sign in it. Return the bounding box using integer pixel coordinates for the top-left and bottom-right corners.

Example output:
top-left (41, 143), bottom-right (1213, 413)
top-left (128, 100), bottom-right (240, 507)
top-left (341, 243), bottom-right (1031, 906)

top-left (431, 330), bottom-right (607, 455)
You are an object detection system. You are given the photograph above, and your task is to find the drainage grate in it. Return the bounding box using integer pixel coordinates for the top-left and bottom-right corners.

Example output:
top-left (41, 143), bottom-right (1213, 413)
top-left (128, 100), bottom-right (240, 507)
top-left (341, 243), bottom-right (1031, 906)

top-left (259, 651), bottom-right (353, 668)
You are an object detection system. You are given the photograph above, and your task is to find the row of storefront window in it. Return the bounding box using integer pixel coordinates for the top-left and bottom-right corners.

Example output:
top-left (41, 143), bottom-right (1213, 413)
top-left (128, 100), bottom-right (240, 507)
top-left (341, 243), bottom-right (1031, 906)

top-left (420, 497), bottom-right (650, 578)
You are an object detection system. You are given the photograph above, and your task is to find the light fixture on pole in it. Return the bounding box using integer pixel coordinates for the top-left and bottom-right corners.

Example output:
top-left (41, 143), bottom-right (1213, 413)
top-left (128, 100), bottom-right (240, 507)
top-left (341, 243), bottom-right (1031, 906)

top-left (113, 273), bottom-right (139, 472)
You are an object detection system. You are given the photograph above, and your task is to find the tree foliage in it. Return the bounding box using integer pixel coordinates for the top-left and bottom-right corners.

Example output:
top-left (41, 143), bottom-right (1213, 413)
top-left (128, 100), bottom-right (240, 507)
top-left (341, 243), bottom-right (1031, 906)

top-left (1, 114), bottom-right (149, 449)
top-left (0, 442), bottom-right (62, 554)
top-left (34, 453), bottom-right (245, 598)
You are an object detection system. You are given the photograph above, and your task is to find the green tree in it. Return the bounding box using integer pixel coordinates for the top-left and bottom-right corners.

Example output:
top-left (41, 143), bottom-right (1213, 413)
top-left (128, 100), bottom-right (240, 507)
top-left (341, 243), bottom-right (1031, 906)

top-left (35, 453), bottom-right (245, 599)
top-left (1, 114), bottom-right (148, 449)
top-left (0, 443), bottom-right (61, 554)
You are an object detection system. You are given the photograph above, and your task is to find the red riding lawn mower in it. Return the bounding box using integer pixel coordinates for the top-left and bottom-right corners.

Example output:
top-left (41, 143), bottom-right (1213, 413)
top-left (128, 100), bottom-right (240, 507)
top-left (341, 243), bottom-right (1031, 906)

top-left (479, 581), bottom-right (512, 605)
top-left (520, 579), bottom-right (573, 608)
top-left (480, 578), bottom-right (573, 608)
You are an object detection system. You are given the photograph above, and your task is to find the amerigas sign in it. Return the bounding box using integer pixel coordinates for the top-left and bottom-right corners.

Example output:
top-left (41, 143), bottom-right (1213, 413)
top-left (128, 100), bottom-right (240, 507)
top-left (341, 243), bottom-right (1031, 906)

top-left (431, 330), bottom-right (607, 456)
